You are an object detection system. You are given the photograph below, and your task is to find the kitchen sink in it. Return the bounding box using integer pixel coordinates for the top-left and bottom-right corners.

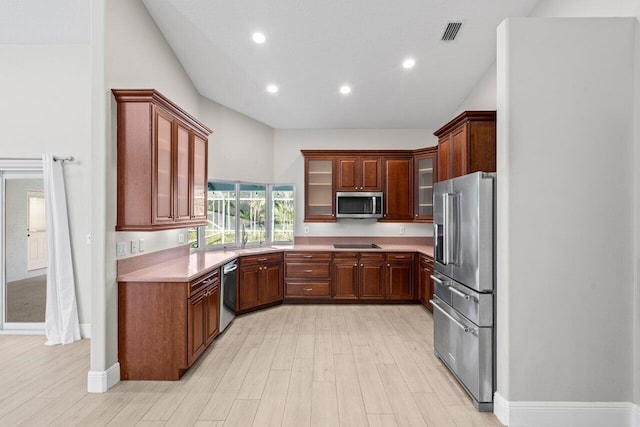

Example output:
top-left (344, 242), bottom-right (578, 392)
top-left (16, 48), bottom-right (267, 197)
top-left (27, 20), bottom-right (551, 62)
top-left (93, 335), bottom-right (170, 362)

top-left (333, 243), bottom-right (382, 249)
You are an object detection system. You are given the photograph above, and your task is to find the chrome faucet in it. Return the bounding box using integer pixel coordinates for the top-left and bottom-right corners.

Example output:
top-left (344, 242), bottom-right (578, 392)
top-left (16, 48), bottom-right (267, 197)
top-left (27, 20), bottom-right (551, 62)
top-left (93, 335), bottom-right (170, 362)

top-left (241, 224), bottom-right (248, 248)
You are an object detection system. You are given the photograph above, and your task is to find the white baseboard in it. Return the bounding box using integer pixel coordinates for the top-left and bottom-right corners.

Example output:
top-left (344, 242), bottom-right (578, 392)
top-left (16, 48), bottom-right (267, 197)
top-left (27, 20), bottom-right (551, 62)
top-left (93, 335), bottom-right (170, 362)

top-left (633, 404), bottom-right (640, 427)
top-left (87, 362), bottom-right (120, 393)
top-left (79, 323), bottom-right (91, 339)
top-left (494, 392), bottom-right (634, 427)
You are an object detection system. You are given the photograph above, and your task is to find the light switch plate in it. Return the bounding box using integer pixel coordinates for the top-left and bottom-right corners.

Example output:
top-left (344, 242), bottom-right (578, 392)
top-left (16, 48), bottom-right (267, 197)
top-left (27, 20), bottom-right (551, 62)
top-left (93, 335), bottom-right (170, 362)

top-left (399, 226), bottom-right (405, 235)
top-left (116, 242), bottom-right (127, 256)
top-left (130, 240), bottom-right (138, 254)
top-left (138, 239), bottom-right (145, 252)
top-left (178, 233), bottom-right (185, 244)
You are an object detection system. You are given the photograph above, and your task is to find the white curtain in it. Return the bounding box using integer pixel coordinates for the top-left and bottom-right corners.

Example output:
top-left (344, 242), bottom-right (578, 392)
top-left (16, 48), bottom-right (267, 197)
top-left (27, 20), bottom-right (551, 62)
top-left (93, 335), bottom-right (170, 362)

top-left (42, 154), bottom-right (80, 345)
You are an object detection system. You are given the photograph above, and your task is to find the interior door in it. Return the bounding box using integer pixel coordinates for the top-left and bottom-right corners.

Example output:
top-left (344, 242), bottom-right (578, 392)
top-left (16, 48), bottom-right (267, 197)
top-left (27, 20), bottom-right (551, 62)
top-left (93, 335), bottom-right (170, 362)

top-left (27, 190), bottom-right (47, 271)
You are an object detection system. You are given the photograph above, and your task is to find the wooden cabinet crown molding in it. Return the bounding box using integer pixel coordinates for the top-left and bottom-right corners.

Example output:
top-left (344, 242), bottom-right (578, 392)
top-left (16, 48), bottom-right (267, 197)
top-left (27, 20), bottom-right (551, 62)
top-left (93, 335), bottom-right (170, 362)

top-left (112, 89), bottom-right (213, 137)
top-left (433, 110), bottom-right (496, 138)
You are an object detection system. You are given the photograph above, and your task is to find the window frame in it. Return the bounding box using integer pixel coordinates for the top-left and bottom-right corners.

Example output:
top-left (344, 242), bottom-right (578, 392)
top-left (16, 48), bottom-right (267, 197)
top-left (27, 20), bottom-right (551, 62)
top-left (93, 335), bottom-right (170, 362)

top-left (193, 180), bottom-right (295, 251)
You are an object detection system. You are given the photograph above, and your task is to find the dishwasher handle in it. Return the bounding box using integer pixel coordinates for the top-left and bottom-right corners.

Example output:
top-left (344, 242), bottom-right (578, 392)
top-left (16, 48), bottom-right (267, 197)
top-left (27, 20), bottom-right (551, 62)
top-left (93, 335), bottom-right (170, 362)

top-left (223, 263), bottom-right (238, 274)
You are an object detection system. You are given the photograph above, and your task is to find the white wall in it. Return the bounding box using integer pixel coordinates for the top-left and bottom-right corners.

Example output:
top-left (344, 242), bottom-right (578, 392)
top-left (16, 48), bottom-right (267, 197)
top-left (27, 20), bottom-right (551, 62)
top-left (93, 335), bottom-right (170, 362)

top-left (5, 179), bottom-right (45, 282)
top-left (497, 17), bottom-right (636, 406)
top-left (634, 16), bottom-right (640, 409)
top-left (0, 44), bottom-right (92, 325)
top-left (274, 129), bottom-right (436, 238)
top-left (200, 99), bottom-right (274, 183)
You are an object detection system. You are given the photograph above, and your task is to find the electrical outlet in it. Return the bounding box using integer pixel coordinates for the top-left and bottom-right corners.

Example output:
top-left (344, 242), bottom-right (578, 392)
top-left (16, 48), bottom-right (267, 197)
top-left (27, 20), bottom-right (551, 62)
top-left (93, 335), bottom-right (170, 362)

top-left (178, 233), bottom-right (185, 244)
top-left (304, 226), bottom-right (310, 234)
top-left (399, 226), bottom-right (405, 235)
top-left (138, 239), bottom-right (145, 252)
top-left (130, 240), bottom-right (138, 254)
top-left (86, 234), bottom-right (91, 245)
top-left (116, 242), bottom-right (127, 256)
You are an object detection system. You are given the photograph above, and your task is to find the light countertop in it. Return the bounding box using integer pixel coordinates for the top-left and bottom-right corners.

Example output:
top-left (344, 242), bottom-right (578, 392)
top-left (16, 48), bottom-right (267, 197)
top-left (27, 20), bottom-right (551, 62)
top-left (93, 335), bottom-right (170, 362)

top-left (117, 243), bottom-right (434, 283)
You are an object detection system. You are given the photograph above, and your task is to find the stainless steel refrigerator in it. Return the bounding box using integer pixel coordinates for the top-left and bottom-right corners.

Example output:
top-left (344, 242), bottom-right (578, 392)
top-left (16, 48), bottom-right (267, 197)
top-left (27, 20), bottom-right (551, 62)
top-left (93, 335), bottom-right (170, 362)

top-left (431, 171), bottom-right (495, 411)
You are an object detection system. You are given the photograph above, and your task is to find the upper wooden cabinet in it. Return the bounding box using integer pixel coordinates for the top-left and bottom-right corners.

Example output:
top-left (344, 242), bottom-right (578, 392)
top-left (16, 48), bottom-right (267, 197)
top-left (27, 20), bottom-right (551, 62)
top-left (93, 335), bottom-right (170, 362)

top-left (434, 111), bottom-right (496, 182)
top-left (336, 156), bottom-right (382, 192)
top-left (414, 147), bottom-right (437, 222)
top-left (113, 89), bottom-right (212, 231)
top-left (381, 155), bottom-right (414, 222)
top-left (303, 155), bottom-right (335, 222)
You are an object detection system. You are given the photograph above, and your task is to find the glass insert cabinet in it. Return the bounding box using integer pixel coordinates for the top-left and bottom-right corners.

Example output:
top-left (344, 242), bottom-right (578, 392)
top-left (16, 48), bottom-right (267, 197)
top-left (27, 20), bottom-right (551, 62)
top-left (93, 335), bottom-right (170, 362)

top-left (414, 147), bottom-right (437, 222)
top-left (304, 157), bottom-right (335, 221)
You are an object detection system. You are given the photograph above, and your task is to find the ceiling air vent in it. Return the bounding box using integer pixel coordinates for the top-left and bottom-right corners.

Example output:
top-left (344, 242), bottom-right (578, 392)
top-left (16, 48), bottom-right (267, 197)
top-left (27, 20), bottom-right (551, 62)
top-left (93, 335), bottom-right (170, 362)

top-left (441, 22), bottom-right (462, 41)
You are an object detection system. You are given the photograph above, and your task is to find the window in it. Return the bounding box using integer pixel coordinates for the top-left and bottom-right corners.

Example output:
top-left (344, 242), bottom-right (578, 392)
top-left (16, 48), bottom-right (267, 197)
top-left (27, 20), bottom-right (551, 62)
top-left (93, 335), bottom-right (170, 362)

top-left (272, 185), bottom-right (294, 243)
top-left (195, 181), bottom-right (294, 249)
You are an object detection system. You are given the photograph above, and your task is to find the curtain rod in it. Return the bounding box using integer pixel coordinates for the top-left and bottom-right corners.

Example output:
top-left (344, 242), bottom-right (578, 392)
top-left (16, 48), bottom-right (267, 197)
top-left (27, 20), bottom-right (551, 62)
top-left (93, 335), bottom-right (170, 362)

top-left (0, 156), bottom-right (75, 162)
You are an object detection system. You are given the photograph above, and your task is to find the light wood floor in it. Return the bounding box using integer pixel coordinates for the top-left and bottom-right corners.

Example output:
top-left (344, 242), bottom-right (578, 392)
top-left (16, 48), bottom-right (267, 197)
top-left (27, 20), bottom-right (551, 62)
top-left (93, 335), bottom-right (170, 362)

top-left (0, 304), bottom-right (503, 426)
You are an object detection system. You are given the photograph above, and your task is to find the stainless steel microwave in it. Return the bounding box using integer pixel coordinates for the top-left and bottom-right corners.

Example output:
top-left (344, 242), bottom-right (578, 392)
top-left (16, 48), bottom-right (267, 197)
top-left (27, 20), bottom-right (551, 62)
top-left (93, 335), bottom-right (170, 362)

top-left (335, 192), bottom-right (384, 219)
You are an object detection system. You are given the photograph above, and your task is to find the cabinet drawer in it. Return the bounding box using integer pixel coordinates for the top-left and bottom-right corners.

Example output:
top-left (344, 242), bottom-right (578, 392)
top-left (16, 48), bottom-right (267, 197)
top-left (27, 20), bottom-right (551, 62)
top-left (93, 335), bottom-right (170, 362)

top-left (285, 252), bottom-right (332, 261)
top-left (387, 252), bottom-right (414, 261)
top-left (420, 254), bottom-right (433, 267)
top-left (189, 269), bottom-right (219, 297)
top-left (360, 252), bottom-right (385, 260)
top-left (239, 252), bottom-right (283, 266)
top-left (333, 251), bottom-right (359, 259)
top-left (285, 262), bottom-right (330, 279)
top-left (285, 282), bottom-right (331, 297)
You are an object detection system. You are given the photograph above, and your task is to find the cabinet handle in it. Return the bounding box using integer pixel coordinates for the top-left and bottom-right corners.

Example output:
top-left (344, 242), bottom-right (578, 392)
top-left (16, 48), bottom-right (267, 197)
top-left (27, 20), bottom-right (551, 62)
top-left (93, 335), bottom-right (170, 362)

top-left (360, 264), bottom-right (363, 267)
top-left (303, 255), bottom-right (313, 258)
top-left (387, 263), bottom-right (390, 267)
top-left (303, 288), bottom-right (312, 291)
top-left (394, 256), bottom-right (406, 259)
top-left (304, 269), bottom-right (313, 273)
top-left (354, 263), bottom-right (357, 267)
top-left (258, 258), bottom-right (267, 261)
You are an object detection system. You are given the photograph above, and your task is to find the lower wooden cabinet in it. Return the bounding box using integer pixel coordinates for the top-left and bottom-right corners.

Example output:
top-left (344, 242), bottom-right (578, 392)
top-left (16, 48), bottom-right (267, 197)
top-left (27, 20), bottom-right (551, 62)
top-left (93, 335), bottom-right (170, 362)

top-left (285, 252), bottom-right (332, 300)
top-left (238, 252), bottom-right (284, 312)
top-left (418, 254), bottom-right (434, 311)
top-left (331, 254), bottom-right (359, 300)
top-left (386, 253), bottom-right (415, 300)
top-left (118, 268), bottom-right (220, 381)
top-left (359, 254), bottom-right (387, 300)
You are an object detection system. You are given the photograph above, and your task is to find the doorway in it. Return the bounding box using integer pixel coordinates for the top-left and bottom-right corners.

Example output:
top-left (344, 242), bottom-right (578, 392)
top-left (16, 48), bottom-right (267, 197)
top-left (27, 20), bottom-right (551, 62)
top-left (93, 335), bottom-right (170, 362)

top-left (1, 168), bottom-right (46, 332)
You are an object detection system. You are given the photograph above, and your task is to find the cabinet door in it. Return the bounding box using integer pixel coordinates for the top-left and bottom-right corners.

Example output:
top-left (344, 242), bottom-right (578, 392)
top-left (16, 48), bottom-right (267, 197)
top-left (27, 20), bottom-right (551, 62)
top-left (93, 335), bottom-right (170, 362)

top-left (451, 124), bottom-right (468, 179)
top-left (336, 157), bottom-right (358, 191)
top-left (359, 261), bottom-right (385, 300)
top-left (332, 259), bottom-right (359, 300)
top-left (383, 157), bottom-right (414, 221)
top-left (262, 262), bottom-right (284, 304)
top-left (438, 134), bottom-right (451, 182)
top-left (418, 258), bottom-right (433, 311)
top-left (387, 261), bottom-right (414, 300)
top-left (305, 157), bottom-right (335, 221)
top-left (174, 121), bottom-right (191, 221)
top-left (205, 285), bottom-right (220, 344)
top-left (187, 292), bottom-right (207, 365)
top-left (361, 157), bottom-right (382, 191)
top-left (238, 265), bottom-right (261, 311)
top-left (414, 150), bottom-right (436, 222)
top-left (192, 133), bottom-right (208, 221)
top-left (153, 107), bottom-right (174, 225)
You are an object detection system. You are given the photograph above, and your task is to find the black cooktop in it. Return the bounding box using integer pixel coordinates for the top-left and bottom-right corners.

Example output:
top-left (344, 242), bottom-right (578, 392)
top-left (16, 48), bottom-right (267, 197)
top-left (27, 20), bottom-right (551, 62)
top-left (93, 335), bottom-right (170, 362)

top-left (333, 243), bottom-right (381, 249)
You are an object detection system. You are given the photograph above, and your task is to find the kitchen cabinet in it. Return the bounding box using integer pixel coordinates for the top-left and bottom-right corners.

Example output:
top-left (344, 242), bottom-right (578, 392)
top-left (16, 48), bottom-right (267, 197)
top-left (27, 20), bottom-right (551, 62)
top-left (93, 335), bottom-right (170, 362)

top-left (303, 155), bottom-right (335, 222)
top-left (332, 252), bottom-right (386, 300)
top-left (359, 253), bottom-right (387, 300)
top-left (385, 253), bottom-right (415, 300)
top-left (118, 268), bottom-right (220, 380)
top-left (331, 253), bottom-right (359, 300)
top-left (434, 111), bottom-right (496, 182)
top-left (237, 252), bottom-right (283, 312)
top-left (414, 147), bottom-right (437, 222)
top-left (112, 89), bottom-right (212, 231)
top-left (336, 156), bottom-right (382, 192)
top-left (381, 156), bottom-right (414, 221)
top-left (418, 254), bottom-right (434, 311)
top-left (284, 252), bottom-right (332, 300)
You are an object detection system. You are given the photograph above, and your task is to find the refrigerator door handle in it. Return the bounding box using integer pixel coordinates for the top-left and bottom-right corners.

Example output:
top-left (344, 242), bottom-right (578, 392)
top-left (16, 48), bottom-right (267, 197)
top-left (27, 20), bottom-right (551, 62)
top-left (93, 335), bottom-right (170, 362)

top-left (443, 193), bottom-right (450, 265)
top-left (449, 285), bottom-right (476, 301)
top-left (431, 299), bottom-right (471, 333)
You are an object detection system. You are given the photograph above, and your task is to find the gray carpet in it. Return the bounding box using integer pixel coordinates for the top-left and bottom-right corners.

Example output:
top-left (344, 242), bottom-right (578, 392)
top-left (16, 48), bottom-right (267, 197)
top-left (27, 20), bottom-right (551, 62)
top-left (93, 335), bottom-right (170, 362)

top-left (6, 275), bottom-right (46, 323)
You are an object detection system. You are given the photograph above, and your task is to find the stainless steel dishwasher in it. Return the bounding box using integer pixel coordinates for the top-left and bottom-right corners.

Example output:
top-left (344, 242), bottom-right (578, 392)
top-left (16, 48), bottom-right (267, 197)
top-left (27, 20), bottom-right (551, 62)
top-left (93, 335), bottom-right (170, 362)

top-left (220, 260), bottom-right (237, 332)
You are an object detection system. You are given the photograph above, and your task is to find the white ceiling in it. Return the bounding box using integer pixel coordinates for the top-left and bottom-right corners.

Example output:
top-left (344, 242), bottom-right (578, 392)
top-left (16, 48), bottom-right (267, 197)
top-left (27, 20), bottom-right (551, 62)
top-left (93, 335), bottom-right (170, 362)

top-left (143, 0), bottom-right (538, 129)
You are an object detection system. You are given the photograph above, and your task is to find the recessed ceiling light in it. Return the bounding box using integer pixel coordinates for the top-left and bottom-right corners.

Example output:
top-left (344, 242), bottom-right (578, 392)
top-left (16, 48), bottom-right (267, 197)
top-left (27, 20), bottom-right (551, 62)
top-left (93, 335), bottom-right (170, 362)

top-left (402, 58), bottom-right (416, 69)
top-left (266, 84), bottom-right (278, 93)
top-left (339, 85), bottom-right (351, 95)
top-left (252, 32), bottom-right (266, 44)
